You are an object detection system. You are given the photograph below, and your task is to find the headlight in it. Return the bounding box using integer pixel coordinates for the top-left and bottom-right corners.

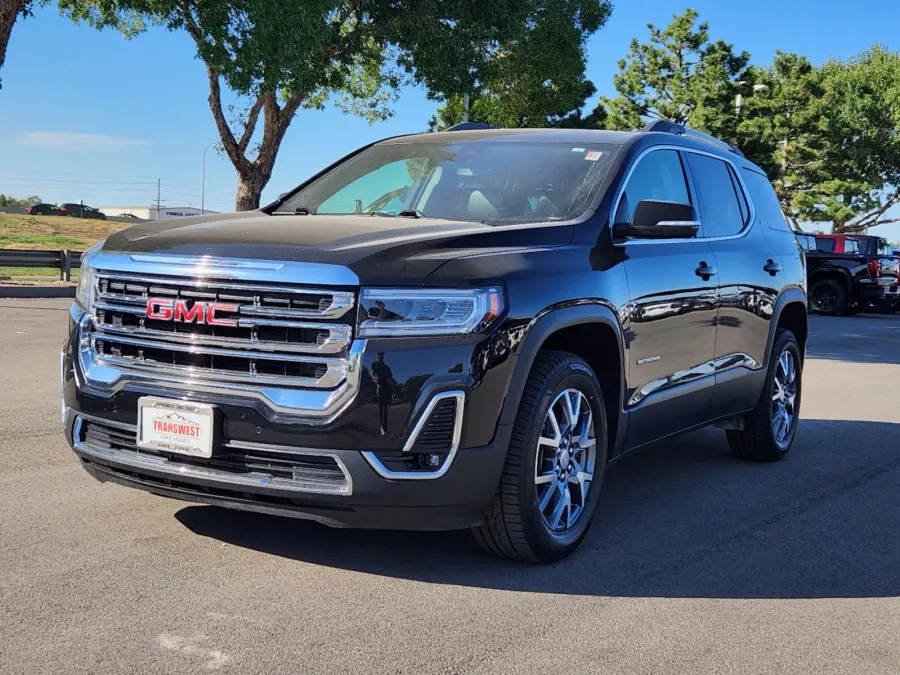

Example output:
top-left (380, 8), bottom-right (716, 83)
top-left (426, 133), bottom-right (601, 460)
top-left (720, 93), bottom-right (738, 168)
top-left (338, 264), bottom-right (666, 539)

top-left (75, 239), bottom-right (104, 311)
top-left (358, 287), bottom-right (504, 337)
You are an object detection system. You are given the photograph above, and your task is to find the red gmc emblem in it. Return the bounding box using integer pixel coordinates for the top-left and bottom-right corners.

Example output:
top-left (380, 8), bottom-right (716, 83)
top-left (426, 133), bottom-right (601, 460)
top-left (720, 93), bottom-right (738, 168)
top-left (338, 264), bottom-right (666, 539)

top-left (146, 298), bottom-right (238, 326)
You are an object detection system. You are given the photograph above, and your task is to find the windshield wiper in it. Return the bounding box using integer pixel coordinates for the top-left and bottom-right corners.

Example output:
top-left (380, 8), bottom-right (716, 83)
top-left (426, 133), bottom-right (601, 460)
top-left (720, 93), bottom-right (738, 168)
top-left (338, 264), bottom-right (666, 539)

top-left (369, 209), bottom-right (423, 218)
top-left (272, 206), bottom-right (311, 215)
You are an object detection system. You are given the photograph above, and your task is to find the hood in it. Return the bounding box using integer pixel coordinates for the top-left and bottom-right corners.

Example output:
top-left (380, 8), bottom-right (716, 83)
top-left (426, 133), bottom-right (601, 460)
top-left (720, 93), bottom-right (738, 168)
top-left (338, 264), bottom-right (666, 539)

top-left (101, 211), bottom-right (573, 284)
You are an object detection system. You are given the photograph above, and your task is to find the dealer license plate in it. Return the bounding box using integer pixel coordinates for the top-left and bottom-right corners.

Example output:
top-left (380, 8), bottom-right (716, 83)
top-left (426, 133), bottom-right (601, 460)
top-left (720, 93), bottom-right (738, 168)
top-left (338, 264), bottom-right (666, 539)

top-left (137, 397), bottom-right (215, 458)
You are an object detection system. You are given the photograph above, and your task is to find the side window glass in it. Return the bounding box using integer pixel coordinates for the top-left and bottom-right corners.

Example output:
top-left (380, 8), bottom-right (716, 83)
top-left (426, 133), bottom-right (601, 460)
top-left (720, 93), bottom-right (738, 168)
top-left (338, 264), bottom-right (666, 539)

top-left (845, 240), bottom-right (859, 254)
top-left (742, 169), bottom-right (791, 231)
top-left (815, 238), bottom-right (835, 252)
top-left (728, 166), bottom-right (750, 224)
top-left (615, 149), bottom-right (690, 224)
top-left (685, 153), bottom-right (745, 237)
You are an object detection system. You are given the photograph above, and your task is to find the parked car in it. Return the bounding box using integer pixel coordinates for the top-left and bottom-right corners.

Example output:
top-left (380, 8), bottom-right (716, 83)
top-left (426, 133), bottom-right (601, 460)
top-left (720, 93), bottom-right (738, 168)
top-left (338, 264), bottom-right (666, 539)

top-left (26, 203), bottom-right (65, 216)
top-left (60, 203), bottom-right (107, 220)
top-left (116, 213), bottom-right (141, 220)
top-left (807, 234), bottom-right (899, 314)
top-left (62, 121), bottom-right (808, 563)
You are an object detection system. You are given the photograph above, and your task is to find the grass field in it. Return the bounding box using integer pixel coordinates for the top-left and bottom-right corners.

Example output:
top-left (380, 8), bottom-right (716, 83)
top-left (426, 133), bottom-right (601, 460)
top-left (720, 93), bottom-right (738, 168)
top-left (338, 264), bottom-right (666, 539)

top-left (0, 213), bottom-right (129, 250)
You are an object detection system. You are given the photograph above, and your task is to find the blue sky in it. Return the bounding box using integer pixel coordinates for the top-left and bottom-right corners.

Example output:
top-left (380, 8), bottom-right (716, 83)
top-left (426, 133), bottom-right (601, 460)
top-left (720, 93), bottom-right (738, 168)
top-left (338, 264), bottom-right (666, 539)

top-left (1, 0), bottom-right (898, 239)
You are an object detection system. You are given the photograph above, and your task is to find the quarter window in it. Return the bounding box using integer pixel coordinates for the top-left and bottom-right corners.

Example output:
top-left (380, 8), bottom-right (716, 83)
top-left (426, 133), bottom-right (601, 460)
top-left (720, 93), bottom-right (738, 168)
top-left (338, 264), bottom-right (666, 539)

top-left (685, 153), bottom-right (745, 237)
top-left (615, 150), bottom-right (691, 224)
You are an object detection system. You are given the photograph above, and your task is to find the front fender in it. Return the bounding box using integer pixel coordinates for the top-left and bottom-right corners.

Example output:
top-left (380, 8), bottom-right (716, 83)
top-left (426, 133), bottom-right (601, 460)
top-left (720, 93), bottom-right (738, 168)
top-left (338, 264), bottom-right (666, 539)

top-left (497, 301), bottom-right (626, 428)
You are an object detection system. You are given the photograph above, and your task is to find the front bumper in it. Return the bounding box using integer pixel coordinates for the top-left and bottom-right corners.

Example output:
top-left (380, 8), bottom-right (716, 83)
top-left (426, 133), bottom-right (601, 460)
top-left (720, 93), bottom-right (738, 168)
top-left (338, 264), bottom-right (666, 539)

top-left (63, 304), bottom-right (516, 530)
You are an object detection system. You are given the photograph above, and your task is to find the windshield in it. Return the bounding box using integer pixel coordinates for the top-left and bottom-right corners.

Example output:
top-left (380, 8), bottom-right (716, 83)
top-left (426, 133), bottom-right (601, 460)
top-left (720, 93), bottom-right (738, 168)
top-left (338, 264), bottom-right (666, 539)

top-left (279, 139), bottom-right (617, 224)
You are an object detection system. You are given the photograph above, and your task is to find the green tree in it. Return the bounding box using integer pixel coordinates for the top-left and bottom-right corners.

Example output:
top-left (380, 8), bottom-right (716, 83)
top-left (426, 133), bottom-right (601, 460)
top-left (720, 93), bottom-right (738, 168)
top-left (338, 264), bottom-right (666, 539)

top-left (735, 52), bottom-right (829, 222)
top-left (0, 193), bottom-right (41, 206)
top-left (740, 47), bottom-right (900, 233)
top-left (60, 0), bottom-right (612, 211)
top-left (601, 8), bottom-right (750, 140)
top-left (427, 1), bottom-right (612, 131)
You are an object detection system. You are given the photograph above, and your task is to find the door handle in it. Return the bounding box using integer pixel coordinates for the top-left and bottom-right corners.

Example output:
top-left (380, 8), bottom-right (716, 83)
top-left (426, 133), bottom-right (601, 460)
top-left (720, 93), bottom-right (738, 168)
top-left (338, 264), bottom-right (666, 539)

top-left (764, 259), bottom-right (782, 276)
top-left (695, 262), bottom-right (717, 280)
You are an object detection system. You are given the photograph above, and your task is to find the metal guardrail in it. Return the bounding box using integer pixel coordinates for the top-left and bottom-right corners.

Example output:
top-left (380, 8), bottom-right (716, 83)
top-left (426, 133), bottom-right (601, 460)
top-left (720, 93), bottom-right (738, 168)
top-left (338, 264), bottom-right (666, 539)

top-left (0, 249), bottom-right (83, 281)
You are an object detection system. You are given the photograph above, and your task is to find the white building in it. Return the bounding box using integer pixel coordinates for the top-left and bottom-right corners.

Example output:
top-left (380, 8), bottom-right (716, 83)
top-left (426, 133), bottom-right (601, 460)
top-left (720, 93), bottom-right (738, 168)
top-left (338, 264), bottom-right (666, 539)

top-left (98, 205), bottom-right (220, 220)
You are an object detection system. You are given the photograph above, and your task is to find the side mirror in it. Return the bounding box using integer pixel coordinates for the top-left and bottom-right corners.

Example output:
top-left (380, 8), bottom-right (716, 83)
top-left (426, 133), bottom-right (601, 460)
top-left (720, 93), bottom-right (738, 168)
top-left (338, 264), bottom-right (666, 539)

top-left (614, 200), bottom-right (699, 240)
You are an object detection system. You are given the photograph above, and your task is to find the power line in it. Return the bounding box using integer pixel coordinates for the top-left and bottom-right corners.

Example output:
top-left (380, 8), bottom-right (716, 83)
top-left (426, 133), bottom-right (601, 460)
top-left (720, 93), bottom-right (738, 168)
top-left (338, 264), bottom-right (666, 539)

top-left (0, 176), bottom-right (158, 185)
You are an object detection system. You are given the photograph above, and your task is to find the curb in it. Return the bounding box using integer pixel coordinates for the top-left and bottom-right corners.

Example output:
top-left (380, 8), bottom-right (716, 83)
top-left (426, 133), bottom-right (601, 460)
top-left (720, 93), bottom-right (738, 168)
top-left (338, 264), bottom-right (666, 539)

top-left (0, 286), bottom-right (76, 299)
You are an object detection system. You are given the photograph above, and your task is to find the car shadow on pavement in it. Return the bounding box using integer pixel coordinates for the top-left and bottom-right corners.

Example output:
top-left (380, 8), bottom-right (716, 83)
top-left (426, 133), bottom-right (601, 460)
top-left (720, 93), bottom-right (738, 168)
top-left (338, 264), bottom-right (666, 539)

top-left (176, 419), bottom-right (900, 599)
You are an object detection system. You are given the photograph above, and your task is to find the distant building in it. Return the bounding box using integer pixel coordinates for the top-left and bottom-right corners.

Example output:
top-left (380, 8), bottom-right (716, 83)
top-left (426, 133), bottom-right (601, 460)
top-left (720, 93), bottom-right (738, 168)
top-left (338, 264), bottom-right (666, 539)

top-left (97, 206), bottom-right (221, 220)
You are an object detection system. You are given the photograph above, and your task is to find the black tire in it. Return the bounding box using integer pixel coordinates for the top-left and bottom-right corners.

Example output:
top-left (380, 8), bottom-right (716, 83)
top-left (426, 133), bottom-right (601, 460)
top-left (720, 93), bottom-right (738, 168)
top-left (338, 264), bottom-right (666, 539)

top-left (809, 279), bottom-right (846, 315)
top-left (472, 350), bottom-right (608, 563)
top-left (726, 329), bottom-right (802, 462)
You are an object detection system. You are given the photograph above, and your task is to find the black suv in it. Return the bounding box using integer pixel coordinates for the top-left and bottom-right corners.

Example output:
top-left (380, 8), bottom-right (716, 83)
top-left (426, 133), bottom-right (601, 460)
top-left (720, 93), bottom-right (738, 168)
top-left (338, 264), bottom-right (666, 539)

top-left (60, 203), bottom-right (107, 220)
top-left (62, 122), bottom-right (807, 562)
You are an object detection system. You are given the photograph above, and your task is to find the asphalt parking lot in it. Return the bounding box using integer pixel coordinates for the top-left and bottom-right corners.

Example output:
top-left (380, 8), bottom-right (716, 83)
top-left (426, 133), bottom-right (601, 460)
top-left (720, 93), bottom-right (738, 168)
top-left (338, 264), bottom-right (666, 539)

top-left (1, 299), bottom-right (898, 675)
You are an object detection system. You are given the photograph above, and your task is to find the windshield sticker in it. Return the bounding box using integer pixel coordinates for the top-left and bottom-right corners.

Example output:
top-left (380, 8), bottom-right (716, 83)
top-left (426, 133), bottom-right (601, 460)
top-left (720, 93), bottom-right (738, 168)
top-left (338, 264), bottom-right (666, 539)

top-left (584, 150), bottom-right (603, 162)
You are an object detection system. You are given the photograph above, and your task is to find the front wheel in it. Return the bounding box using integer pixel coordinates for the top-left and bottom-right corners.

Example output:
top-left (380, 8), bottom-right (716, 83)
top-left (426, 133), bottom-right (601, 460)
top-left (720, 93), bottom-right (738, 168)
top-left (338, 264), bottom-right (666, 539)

top-left (726, 329), bottom-right (802, 462)
top-left (473, 351), bottom-right (608, 563)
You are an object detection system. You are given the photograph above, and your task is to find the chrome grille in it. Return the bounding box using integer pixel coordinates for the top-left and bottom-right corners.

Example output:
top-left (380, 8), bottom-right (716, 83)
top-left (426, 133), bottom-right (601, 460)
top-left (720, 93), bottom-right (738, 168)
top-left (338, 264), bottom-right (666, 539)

top-left (91, 271), bottom-right (355, 389)
top-left (76, 416), bottom-right (352, 495)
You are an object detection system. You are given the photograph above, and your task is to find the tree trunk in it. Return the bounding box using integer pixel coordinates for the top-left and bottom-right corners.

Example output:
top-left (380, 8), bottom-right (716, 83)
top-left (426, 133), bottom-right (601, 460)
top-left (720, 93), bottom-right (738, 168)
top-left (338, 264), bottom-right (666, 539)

top-left (235, 169), bottom-right (268, 212)
top-left (0, 0), bottom-right (24, 78)
top-left (832, 220), bottom-right (846, 234)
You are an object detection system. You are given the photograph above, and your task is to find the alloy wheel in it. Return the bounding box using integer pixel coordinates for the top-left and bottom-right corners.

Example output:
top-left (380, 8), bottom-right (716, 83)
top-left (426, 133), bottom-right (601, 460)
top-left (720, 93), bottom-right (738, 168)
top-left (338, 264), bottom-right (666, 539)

top-left (771, 350), bottom-right (798, 446)
top-left (534, 388), bottom-right (597, 533)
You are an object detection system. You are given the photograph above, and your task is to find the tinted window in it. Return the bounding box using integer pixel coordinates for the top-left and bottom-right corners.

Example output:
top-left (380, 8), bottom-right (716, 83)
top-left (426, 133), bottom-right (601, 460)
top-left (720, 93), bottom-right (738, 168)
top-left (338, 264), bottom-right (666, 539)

top-left (844, 239), bottom-right (859, 254)
top-left (283, 141), bottom-right (616, 224)
top-left (685, 153), bottom-right (744, 237)
top-left (742, 169), bottom-right (790, 231)
top-left (615, 149), bottom-right (690, 223)
top-left (815, 238), bottom-right (835, 252)
top-left (729, 167), bottom-right (750, 224)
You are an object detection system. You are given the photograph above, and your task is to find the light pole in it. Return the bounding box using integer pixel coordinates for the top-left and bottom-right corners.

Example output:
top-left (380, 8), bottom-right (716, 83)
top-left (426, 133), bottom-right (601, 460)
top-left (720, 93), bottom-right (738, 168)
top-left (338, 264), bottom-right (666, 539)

top-left (201, 142), bottom-right (216, 215)
top-left (735, 82), bottom-right (769, 115)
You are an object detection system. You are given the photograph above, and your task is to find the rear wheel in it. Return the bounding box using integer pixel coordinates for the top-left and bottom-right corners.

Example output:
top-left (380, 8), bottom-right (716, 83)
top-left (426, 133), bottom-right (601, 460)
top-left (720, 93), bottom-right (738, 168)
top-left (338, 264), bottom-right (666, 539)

top-left (726, 329), bottom-right (802, 462)
top-left (473, 351), bottom-right (607, 563)
top-left (809, 279), bottom-right (846, 315)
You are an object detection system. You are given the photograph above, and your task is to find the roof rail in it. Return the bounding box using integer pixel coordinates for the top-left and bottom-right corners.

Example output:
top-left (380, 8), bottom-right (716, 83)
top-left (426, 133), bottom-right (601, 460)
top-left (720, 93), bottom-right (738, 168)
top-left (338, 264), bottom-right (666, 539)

top-left (641, 120), bottom-right (744, 158)
top-left (444, 122), bottom-right (498, 132)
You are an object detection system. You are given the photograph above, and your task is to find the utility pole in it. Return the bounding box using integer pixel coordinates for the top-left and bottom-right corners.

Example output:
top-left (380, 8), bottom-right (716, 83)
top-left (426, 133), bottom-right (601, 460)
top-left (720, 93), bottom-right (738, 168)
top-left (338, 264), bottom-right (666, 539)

top-left (157, 179), bottom-right (161, 220)
top-left (463, 94), bottom-right (470, 123)
top-left (201, 148), bottom-right (206, 215)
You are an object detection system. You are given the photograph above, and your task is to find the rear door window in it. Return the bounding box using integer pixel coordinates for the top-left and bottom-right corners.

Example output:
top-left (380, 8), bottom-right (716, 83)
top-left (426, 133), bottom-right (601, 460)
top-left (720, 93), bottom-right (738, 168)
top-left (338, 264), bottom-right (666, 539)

top-left (742, 169), bottom-right (791, 231)
top-left (685, 153), bottom-right (745, 237)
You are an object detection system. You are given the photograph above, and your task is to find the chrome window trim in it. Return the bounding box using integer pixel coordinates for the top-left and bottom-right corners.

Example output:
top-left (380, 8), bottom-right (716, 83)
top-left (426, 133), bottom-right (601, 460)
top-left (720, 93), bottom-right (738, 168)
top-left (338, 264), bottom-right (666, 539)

top-left (361, 391), bottom-right (466, 480)
top-left (611, 144), bottom-right (757, 246)
top-left (72, 415), bottom-right (353, 496)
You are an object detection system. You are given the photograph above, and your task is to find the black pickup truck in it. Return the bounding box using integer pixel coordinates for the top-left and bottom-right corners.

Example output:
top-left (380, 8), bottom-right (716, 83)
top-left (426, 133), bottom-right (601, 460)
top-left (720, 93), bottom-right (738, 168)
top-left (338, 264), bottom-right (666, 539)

top-left (62, 122), bottom-right (808, 562)
top-left (804, 234), bottom-right (900, 315)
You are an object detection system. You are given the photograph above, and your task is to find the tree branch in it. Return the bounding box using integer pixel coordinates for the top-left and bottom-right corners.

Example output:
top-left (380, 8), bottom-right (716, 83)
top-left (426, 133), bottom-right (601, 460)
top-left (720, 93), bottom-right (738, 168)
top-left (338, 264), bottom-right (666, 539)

top-left (237, 95), bottom-right (265, 154)
top-left (205, 64), bottom-right (249, 174)
top-left (849, 192), bottom-right (900, 229)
